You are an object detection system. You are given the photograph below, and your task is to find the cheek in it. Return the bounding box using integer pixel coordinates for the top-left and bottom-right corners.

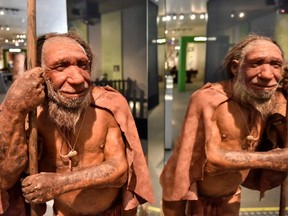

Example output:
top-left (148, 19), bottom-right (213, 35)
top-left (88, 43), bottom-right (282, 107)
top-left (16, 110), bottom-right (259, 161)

top-left (274, 70), bottom-right (283, 82)
top-left (82, 71), bottom-right (91, 82)
top-left (45, 72), bottom-right (67, 90)
top-left (240, 68), bottom-right (255, 84)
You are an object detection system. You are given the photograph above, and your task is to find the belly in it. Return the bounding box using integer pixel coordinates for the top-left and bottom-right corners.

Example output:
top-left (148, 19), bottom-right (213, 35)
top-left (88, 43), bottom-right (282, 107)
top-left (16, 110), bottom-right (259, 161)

top-left (197, 170), bottom-right (250, 197)
top-left (54, 187), bottom-right (121, 215)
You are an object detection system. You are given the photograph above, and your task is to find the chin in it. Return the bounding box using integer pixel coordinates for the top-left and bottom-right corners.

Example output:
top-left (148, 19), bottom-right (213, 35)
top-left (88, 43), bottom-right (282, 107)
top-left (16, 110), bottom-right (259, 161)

top-left (253, 90), bottom-right (275, 100)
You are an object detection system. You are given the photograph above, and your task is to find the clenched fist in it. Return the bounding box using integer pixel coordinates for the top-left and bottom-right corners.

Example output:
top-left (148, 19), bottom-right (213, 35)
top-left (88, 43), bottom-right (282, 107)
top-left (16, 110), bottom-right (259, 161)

top-left (22, 172), bottom-right (63, 204)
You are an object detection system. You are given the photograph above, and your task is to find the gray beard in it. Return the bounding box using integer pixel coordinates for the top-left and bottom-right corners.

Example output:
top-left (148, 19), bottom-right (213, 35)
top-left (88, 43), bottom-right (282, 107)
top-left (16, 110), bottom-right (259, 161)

top-left (44, 78), bottom-right (91, 138)
top-left (233, 75), bottom-right (278, 119)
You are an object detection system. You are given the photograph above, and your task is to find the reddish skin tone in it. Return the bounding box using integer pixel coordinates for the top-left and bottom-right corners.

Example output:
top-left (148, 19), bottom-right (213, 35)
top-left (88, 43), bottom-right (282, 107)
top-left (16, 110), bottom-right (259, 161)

top-left (0, 67), bottom-right (45, 189)
top-left (163, 40), bottom-right (288, 216)
top-left (0, 37), bottom-right (134, 215)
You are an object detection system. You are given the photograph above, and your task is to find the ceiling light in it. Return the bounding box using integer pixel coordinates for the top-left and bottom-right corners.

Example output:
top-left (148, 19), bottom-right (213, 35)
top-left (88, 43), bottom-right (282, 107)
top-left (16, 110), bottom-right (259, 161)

top-left (152, 38), bottom-right (166, 44)
top-left (194, 36), bottom-right (207, 41)
top-left (9, 48), bottom-right (21, 53)
top-left (239, 12), bottom-right (245, 18)
top-left (159, 13), bottom-right (208, 23)
top-left (166, 15), bottom-right (171, 21)
top-left (278, 8), bottom-right (288, 14)
top-left (207, 37), bottom-right (217, 41)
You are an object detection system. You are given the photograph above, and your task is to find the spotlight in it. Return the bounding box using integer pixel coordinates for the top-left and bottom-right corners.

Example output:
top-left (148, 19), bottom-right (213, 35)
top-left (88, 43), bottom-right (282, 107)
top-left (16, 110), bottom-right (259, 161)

top-left (277, 0), bottom-right (288, 13)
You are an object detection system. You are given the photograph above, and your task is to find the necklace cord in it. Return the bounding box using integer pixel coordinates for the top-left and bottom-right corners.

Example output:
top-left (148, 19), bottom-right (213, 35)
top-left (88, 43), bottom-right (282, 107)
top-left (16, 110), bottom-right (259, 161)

top-left (58, 111), bottom-right (86, 158)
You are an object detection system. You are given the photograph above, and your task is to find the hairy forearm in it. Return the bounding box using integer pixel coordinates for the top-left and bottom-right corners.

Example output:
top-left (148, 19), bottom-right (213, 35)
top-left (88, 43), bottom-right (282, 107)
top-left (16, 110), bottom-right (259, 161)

top-left (56, 160), bottom-right (128, 195)
top-left (208, 147), bottom-right (288, 172)
top-left (21, 159), bottom-right (128, 203)
top-left (0, 103), bottom-right (28, 190)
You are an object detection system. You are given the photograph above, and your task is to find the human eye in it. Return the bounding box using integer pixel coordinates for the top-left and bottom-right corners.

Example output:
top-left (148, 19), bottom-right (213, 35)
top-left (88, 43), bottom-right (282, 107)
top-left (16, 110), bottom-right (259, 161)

top-left (78, 60), bottom-right (90, 70)
top-left (249, 60), bottom-right (262, 68)
top-left (53, 62), bottom-right (69, 72)
top-left (270, 60), bottom-right (283, 69)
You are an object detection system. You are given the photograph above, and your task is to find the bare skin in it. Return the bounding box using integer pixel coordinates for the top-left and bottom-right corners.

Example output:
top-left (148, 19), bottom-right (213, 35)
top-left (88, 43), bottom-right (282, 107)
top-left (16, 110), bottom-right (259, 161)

top-left (200, 100), bottom-right (267, 196)
top-left (202, 40), bottom-right (288, 204)
top-left (26, 104), bottom-right (128, 215)
top-left (0, 37), bottom-right (131, 215)
top-left (163, 39), bottom-right (288, 215)
top-left (0, 67), bottom-right (45, 190)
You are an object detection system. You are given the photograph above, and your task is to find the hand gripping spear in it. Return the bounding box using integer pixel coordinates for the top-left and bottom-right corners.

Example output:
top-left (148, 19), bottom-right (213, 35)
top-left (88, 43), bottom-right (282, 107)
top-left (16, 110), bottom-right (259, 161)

top-left (27, 0), bottom-right (38, 215)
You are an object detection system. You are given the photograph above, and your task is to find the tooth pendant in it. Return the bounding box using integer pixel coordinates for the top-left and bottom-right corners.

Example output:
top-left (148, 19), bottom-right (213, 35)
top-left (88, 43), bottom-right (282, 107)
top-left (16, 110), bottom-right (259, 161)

top-left (246, 135), bottom-right (257, 141)
top-left (67, 150), bottom-right (78, 158)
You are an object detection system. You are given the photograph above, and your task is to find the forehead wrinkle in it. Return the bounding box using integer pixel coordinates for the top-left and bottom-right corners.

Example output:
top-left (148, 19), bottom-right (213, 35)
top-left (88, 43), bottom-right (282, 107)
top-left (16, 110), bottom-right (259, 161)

top-left (41, 36), bottom-right (87, 67)
top-left (243, 40), bottom-right (282, 57)
top-left (240, 40), bottom-right (283, 65)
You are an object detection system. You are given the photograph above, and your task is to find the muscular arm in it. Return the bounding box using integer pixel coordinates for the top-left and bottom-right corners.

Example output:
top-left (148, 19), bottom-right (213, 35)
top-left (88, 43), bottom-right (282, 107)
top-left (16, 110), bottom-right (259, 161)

top-left (0, 101), bottom-right (27, 189)
top-left (60, 124), bottom-right (128, 190)
top-left (206, 118), bottom-right (288, 173)
top-left (0, 68), bottom-right (44, 190)
top-left (22, 116), bottom-right (128, 203)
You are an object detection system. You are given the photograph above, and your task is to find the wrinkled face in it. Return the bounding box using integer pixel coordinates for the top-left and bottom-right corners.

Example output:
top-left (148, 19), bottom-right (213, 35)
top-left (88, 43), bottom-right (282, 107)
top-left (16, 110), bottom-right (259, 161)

top-left (42, 36), bottom-right (91, 108)
top-left (233, 40), bottom-right (284, 100)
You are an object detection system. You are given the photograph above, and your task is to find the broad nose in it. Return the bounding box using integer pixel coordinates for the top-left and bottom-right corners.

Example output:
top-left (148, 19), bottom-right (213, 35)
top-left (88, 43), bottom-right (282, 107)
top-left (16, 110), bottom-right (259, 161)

top-left (66, 66), bottom-right (86, 84)
top-left (258, 64), bottom-right (275, 79)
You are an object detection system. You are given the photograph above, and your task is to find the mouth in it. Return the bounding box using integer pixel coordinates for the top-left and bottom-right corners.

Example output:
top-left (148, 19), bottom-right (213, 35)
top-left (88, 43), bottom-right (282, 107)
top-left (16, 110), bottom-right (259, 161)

top-left (252, 83), bottom-right (278, 91)
top-left (59, 88), bottom-right (89, 98)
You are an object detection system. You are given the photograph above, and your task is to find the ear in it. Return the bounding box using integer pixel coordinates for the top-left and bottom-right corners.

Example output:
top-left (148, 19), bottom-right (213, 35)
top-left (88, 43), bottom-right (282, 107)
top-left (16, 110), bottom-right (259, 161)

top-left (231, 60), bottom-right (239, 76)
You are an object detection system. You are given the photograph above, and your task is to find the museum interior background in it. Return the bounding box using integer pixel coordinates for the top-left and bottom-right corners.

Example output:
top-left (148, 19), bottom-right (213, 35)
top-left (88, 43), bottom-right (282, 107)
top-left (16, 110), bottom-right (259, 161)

top-left (1, 0), bottom-right (288, 215)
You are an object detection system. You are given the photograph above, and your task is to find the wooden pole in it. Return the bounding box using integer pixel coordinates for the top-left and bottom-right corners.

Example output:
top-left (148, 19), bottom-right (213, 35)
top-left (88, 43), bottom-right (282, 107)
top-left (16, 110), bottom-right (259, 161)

top-left (279, 99), bottom-right (288, 216)
top-left (27, 0), bottom-right (38, 215)
top-left (279, 178), bottom-right (288, 216)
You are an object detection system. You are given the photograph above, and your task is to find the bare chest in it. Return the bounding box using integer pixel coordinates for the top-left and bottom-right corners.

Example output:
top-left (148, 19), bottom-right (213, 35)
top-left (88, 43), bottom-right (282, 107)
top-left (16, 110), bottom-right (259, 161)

top-left (38, 115), bottom-right (109, 172)
top-left (216, 101), bottom-right (266, 151)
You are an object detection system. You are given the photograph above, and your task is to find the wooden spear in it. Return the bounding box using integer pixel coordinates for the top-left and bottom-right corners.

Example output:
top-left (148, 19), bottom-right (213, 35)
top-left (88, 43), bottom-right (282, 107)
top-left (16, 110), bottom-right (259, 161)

top-left (279, 80), bottom-right (288, 216)
top-left (27, 0), bottom-right (38, 215)
top-left (279, 177), bottom-right (288, 216)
